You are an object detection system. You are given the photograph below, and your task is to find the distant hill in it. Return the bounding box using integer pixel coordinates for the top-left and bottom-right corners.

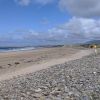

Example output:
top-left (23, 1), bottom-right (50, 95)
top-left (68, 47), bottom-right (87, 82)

top-left (80, 40), bottom-right (100, 48)
top-left (85, 40), bottom-right (100, 45)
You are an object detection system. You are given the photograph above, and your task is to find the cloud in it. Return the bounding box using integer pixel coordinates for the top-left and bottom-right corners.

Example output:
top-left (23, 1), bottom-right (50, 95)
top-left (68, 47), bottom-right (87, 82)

top-left (48, 17), bottom-right (100, 42)
top-left (15, 0), bottom-right (31, 6)
top-left (15, 0), bottom-right (53, 6)
top-left (59, 0), bottom-right (100, 17)
top-left (35, 0), bottom-right (53, 5)
top-left (15, 17), bottom-right (95, 44)
top-left (15, 0), bottom-right (100, 17)
top-left (1, 17), bottom-right (100, 46)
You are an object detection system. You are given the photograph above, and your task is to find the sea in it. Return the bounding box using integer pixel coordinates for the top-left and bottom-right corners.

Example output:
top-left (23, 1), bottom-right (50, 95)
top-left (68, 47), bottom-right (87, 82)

top-left (0, 45), bottom-right (64, 52)
top-left (0, 47), bottom-right (37, 52)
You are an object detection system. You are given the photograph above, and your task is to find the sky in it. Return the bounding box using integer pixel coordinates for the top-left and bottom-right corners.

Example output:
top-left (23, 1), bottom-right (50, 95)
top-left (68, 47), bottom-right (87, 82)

top-left (0, 0), bottom-right (100, 46)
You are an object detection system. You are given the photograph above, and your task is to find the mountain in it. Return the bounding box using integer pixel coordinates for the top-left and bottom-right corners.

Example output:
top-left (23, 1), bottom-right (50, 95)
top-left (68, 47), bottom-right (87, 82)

top-left (85, 40), bottom-right (100, 45)
top-left (80, 40), bottom-right (100, 48)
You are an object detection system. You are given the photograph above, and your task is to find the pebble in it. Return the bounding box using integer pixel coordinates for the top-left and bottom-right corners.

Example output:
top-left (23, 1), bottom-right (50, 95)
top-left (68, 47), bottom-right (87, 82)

top-left (34, 88), bottom-right (42, 93)
top-left (0, 54), bottom-right (99, 99)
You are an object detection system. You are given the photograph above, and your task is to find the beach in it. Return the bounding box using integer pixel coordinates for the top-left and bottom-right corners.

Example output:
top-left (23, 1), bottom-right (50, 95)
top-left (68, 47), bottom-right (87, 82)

top-left (0, 46), bottom-right (81, 78)
top-left (0, 46), bottom-right (92, 81)
top-left (0, 46), bottom-right (99, 99)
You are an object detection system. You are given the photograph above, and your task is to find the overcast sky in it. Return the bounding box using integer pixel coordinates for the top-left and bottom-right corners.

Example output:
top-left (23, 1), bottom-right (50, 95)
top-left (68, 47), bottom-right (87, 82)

top-left (0, 0), bottom-right (100, 46)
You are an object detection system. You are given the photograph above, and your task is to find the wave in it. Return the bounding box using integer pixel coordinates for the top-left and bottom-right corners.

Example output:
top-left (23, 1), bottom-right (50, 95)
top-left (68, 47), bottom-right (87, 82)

top-left (0, 47), bottom-right (36, 52)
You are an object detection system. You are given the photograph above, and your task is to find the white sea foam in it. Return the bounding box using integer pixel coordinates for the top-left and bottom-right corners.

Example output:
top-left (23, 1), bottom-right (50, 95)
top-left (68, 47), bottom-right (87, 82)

top-left (0, 47), bottom-right (36, 52)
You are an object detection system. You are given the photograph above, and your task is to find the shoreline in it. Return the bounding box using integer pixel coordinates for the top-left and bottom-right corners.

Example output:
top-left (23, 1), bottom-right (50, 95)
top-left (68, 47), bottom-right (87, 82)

top-left (0, 48), bottom-right (93, 81)
top-left (0, 49), bottom-right (99, 99)
top-left (0, 47), bottom-right (38, 53)
top-left (0, 45), bottom-right (65, 53)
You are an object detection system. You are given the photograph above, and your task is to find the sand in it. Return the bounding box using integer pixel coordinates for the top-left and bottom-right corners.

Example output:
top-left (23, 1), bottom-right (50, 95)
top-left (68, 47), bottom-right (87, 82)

top-left (0, 46), bottom-right (93, 81)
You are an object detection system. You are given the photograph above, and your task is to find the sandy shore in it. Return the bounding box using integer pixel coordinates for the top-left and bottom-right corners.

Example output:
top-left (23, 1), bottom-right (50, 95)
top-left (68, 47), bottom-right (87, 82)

top-left (0, 46), bottom-right (93, 81)
top-left (0, 49), bottom-right (99, 99)
top-left (0, 46), bottom-right (78, 74)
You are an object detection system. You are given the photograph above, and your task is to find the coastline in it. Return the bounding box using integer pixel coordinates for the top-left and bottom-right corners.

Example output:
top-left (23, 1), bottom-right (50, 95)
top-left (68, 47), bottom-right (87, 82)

top-left (0, 45), bottom-right (64, 53)
top-left (0, 47), bottom-right (37, 53)
top-left (0, 46), bottom-right (79, 78)
top-left (0, 48), bottom-right (99, 99)
top-left (0, 50), bottom-right (93, 81)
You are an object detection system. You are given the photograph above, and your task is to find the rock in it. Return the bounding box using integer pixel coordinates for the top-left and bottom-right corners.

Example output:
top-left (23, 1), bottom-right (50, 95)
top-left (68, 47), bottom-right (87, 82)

top-left (38, 86), bottom-right (48, 90)
top-left (34, 88), bottom-right (42, 93)
top-left (93, 71), bottom-right (97, 75)
top-left (50, 90), bottom-right (61, 96)
top-left (42, 92), bottom-right (50, 96)
top-left (26, 91), bottom-right (31, 95)
top-left (64, 86), bottom-right (69, 93)
top-left (0, 53), bottom-right (100, 99)
top-left (32, 93), bottom-right (42, 98)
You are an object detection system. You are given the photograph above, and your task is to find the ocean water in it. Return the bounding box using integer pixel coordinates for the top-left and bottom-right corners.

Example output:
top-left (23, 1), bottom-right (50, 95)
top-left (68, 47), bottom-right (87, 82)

top-left (0, 45), bottom-right (64, 52)
top-left (0, 47), bottom-right (36, 52)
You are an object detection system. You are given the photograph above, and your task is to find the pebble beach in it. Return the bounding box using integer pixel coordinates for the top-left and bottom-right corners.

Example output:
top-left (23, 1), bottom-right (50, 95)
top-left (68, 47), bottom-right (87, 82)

top-left (0, 51), bottom-right (99, 100)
